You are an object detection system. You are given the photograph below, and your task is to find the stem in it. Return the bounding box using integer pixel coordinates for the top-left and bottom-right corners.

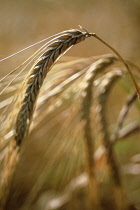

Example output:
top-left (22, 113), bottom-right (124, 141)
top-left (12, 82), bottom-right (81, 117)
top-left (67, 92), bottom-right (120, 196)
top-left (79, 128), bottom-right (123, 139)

top-left (92, 34), bottom-right (140, 98)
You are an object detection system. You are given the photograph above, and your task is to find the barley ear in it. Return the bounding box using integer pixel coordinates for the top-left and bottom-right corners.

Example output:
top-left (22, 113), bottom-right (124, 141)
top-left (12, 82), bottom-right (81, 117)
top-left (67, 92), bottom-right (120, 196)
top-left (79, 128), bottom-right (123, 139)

top-left (95, 70), bottom-right (128, 210)
top-left (113, 91), bottom-right (137, 142)
top-left (80, 56), bottom-right (116, 209)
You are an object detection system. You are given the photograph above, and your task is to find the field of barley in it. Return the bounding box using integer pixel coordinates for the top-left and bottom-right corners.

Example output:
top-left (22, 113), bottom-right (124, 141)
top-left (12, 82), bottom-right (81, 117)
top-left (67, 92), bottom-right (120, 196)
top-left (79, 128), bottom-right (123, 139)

top-left (0, 0), bottom-right (140, 210)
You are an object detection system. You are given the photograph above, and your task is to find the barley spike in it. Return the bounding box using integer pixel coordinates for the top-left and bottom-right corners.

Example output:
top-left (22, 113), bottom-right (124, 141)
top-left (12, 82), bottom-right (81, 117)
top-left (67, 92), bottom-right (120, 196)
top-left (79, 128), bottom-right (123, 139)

top-left (15, 29), bottom-right (92, 146)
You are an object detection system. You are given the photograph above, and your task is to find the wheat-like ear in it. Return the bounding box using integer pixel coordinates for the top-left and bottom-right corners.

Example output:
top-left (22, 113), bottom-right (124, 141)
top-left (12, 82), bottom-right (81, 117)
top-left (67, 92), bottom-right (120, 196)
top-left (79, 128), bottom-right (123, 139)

top-left (118, 121), bottom-right (140, 140)
top-left (14, 29), bottom-right (93, 146)
top-left (113, 91), bottom-right (137, 142)
top-left (80, 56), bottom-right (116, 209)
top-left (0, 29), bottom-right (95, 209)
top-left (94, 69), bottom-right (128, 210)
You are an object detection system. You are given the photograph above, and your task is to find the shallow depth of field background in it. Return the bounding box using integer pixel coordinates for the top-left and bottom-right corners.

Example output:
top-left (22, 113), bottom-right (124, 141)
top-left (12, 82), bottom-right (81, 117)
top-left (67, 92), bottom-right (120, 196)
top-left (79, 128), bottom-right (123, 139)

top-left (1, 0), bottom-right (140, 74)
top-left (0, 0), bottom-right (140, 209)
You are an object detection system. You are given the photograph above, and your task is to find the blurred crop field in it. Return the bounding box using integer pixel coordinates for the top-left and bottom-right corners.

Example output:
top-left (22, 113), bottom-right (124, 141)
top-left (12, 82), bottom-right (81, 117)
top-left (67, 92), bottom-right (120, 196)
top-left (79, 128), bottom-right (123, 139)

top-left (0, 0), bottom-right (140, 210)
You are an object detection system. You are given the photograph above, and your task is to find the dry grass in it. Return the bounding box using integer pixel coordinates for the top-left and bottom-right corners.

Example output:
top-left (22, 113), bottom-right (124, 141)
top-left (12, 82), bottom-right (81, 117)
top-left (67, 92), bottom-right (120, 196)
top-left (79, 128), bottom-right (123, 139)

top-left (0, 28), bottom-right (140, 210)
